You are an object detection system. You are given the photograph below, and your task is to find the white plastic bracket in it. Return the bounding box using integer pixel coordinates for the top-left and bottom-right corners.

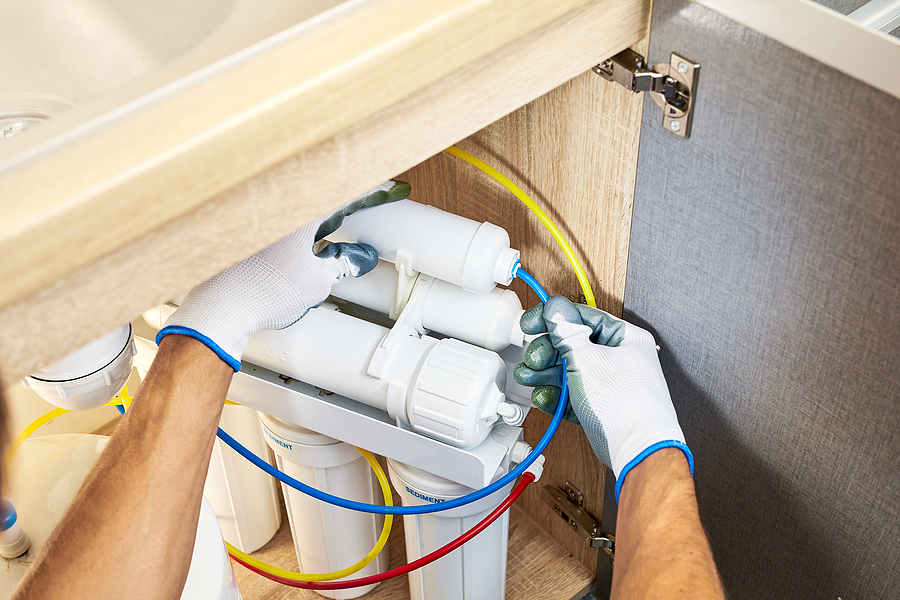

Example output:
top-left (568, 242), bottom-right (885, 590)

top-left (367, 269), bottom-right (434, 380)
top-left (390, 249), bottom-right (420, 319)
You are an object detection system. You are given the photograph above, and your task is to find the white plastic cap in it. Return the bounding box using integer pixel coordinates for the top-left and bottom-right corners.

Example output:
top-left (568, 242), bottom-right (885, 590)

top-left (407, 338), bottom-right (507, 449)
top-left (0, 523), bottom-right (30, 559)
top-left (462, 223), bottom-right (518, 294)
top-left (258, 413), bottom-right (361, 469)
top-left (23, 324), bottom-right (134, 411)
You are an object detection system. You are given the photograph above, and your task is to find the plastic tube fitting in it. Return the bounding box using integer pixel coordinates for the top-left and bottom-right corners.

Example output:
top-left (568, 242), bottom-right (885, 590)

top-left (0, 500), bottom-right (30, 559)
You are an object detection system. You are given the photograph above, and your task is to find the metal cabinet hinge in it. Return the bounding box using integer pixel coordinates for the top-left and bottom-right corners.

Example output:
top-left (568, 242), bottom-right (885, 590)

top-left (542, 482), bottom-right (615, 553)
top-left (593, 49), bottom-right (700, 138)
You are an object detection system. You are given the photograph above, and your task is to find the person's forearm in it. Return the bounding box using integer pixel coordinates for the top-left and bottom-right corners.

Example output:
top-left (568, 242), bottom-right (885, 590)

top-left (12, 336), bottom-right (232, 600)
top-left (612, 448), bottom-right (725, 600)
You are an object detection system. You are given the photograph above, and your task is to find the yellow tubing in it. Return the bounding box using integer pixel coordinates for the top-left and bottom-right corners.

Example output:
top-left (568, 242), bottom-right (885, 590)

top-left (6, 407), bottom-right (70, 465)
top-left (6, 385), bottom-right (131, 467)
top-left (225, 447), bottom-right (393, 581)
top-left (9, 394), bottom-right (393, 582)
top-left (443, 145), bottom-right (598, 308)
top-left (119, 384), bottom-right (132, 411)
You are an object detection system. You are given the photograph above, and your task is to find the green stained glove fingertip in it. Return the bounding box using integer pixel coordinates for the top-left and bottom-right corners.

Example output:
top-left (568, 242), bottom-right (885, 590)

top-left (524, 334), bottom-right (558, 370)
top-left (532, 386), bottom-right (581, 425)
top-left (315, 180), bottom-right (412, 242)
top-left (388, 180), bottom-right (411, 202)
top-left (513, 362), bottom-right (533, 386)
top-left (520, 303), bottom-right (547, 335)
top-left (531, 385), bottom-right (560, 412)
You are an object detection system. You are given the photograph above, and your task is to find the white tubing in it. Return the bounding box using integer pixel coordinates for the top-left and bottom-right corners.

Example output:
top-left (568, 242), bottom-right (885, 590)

top-left (329, 199), bottom-right (520, 294)
top-left (387, 459), bottom-right (514, 600)
top-left (259, 414), bottom-right (388, 600)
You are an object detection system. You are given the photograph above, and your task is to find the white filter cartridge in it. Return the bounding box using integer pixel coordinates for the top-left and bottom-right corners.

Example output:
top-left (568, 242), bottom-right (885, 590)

top-left (260, 414), bottom-right (388, 600)
top-left (329, 199), bottom-right (520, 294)
top-left (330, 260), bottom-right (526, 351)
top-left (204, 404), bottom-right (281, 553)
top-left (246, 307), bottom-right (511, 449)
top-left (388, 459), bottom-right (514, 600)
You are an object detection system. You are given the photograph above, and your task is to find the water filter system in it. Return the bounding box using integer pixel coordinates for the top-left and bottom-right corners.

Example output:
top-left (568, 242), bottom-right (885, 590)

top-left (13, 147), bottom-right (595, 600)
top-left (219, 195), bottom-right (560, 599)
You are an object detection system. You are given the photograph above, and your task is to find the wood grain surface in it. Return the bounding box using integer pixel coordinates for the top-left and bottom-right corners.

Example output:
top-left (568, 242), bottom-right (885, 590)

top-left (0, 0), bottom-right (649, 390)
top-left (397, 56), bottom-right (647, 569)
top-left (233, 503), bottom-right (593, 600)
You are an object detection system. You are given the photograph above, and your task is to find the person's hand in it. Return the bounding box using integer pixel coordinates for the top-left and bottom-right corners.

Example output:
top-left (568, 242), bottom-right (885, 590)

top-left (514, 295), bottom-right (692, 500)
top-left (156, 180), bottom-right (410, 371)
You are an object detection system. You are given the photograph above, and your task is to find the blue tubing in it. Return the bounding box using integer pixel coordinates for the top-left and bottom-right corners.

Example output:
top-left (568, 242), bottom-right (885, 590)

top-left (217, 268), bottom-right (568, 515)
top-left (514, 267), bottom-right (549, 303)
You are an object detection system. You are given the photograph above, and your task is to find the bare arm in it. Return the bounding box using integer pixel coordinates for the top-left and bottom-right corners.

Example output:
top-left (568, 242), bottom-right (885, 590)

top-left (12, 335), bottom-right (232, 600)
top-left (612, 448), bottom-right (725, 600)
top-left (8, 184), bottom-right (406, 599)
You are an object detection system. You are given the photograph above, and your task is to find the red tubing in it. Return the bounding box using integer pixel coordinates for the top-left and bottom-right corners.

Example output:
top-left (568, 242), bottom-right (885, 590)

top-left (230, 472), bottom-right (535, 590)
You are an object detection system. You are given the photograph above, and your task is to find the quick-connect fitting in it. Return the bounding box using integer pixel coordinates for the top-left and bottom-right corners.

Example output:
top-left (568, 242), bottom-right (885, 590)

top-left (0, 499), bottom-right (30, 559)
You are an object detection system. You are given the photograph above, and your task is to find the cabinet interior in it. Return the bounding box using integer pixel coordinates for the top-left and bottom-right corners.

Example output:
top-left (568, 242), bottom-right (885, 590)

top-left (234, 57), bottom-right (647, 599)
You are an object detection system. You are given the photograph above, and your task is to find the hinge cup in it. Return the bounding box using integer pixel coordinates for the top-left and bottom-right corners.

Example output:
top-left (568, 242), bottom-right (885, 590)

top-left (593, 49), bottom-right (700, 138)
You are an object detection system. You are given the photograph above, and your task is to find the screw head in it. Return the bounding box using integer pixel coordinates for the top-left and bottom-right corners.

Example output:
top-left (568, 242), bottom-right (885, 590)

top-left (670, 121), bottom-right (681, 132)
top-left (678, 62), bottom-right (689, 73)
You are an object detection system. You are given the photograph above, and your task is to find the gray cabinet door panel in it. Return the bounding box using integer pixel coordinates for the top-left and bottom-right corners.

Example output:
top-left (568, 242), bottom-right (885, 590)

top-left (624, 1), bottom-right (900, 597)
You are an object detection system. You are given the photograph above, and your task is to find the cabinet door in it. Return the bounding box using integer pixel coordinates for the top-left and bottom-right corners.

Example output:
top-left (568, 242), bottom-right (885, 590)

top-left (622, 1), bottom-right (900, 598)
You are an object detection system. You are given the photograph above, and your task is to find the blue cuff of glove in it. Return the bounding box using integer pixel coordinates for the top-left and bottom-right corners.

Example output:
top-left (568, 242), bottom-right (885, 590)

top-left (156, 326), bottom-right (242, 372)
top-left (614, 440), bottom-right (694, 503)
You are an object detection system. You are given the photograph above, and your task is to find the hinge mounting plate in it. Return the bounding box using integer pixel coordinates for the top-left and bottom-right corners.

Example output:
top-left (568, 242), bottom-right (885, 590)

top-left (593, 49), bottom-right (700, 138)
top-left (542, 481), bottom-right (614, 552)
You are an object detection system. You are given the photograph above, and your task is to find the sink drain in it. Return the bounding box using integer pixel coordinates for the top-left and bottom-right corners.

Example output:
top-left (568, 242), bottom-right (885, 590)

top-left (0, 112), bottom-right (50, 142)
top-left (0, 93), bottom-right (75, 143)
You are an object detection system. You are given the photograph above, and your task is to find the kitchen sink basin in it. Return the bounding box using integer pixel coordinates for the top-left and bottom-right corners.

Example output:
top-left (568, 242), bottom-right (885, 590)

top-left (0, 0), bottom-right (362, 157)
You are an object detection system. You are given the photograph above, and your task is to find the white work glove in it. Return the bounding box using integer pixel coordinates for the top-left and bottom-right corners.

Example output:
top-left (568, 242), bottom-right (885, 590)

top-left (514, 295), bottom-right (693, 500)
top-left (157, 180), bottom-right (410, 371)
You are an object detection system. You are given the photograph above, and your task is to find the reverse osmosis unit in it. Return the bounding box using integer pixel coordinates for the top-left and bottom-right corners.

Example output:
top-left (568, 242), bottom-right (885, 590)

top-left (16, 193), bottom-right (548, 600)
top-left (231, 197), bottom-right (539, 599)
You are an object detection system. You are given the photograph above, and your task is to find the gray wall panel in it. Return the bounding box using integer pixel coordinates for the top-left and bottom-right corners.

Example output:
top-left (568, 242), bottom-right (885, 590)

top-left (624, 1), bottom-right (900, 597)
